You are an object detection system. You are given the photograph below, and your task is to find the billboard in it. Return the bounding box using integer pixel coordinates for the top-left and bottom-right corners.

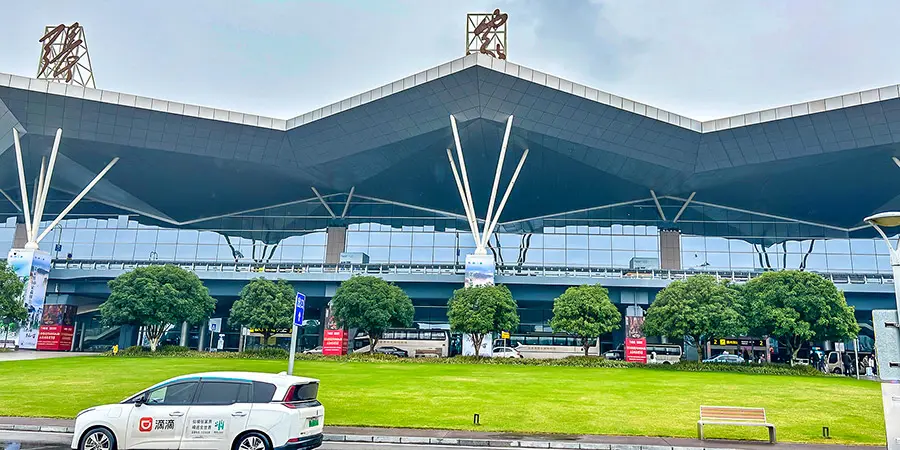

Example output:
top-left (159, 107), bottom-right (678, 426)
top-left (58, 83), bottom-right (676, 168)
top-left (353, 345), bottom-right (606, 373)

top-left (624, 315), bottom-right (647, 363)
top-left (462, 332), bottom-right (493, 357)
top-left (464, 253), bottom-right (495, 288)
top-left (322, 301), bottom-right (347, 356)
top-left (7, 249), bottom-right (51, 349)
top-left (37, 305), bottom-right (77, 351)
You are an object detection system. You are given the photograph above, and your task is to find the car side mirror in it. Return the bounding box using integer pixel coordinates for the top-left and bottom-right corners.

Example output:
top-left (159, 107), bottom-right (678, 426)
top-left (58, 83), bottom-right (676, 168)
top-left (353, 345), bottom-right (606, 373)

top-left (135, 395), bottom-right (146, 407)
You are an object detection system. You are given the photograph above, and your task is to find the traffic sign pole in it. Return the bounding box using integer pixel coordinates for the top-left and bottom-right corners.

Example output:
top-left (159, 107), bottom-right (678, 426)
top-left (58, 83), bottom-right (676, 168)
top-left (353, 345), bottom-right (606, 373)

top-left (287, 326), bottom-right (298, 375)
top-left (288, 293), bottom-right (306, 376)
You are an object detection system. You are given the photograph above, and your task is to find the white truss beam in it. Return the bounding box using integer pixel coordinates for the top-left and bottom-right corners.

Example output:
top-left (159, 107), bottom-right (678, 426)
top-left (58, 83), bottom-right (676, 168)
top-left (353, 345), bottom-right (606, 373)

top-left (36, 157), bottom-right (119, 244)
top-left (341, 186), bottom-right (355, 219)
top-left (672, 192), bottom-right (696, 223)
top-left (310, 187), bottom-right (337, 218)
top-left (650, 189), bottom-right (667, 221)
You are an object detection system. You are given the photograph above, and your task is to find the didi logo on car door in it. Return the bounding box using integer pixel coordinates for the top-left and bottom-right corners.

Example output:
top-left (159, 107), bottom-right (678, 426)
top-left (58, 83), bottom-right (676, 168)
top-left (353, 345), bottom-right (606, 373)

top-left (139, 417), bottom-right (153, 432)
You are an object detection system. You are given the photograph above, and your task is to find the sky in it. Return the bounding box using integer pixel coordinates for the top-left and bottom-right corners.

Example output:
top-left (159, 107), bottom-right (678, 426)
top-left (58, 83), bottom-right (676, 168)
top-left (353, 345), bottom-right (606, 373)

top-left (1, 0), bottom-right (898, 121)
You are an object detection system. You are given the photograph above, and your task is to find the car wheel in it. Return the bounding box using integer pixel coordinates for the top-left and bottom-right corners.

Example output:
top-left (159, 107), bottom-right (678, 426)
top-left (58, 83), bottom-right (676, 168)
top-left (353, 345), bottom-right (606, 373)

top-left (235, 432), bottom-right (271, 450)
top-left (80, 427), bottom-right (116, 450)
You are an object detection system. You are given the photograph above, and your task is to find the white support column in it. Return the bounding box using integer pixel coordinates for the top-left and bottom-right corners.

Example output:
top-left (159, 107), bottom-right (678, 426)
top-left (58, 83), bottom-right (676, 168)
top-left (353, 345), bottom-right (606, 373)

top-left (37, 157), bottom-right (119, 244)
top-left (12, 129), bottom-right (33, 240)
top-left (31, 157), bottom-right (45, 223)
top-left (672, 192), bottom-right (696, 223)
top-left (450, 115), bottom-right (482, 252)
top-left (483, 149), bottom-right (529, 242)
top-left (482, 116), bottom-right (514, 243)
top-left (31, 129), bottom-right (63, 241)
top-left (447, 149), bottom-right (482, 248)
top-left (650, 190), bottom-right (667, 221)
top-left (310, 187), bottom-right (337, 218)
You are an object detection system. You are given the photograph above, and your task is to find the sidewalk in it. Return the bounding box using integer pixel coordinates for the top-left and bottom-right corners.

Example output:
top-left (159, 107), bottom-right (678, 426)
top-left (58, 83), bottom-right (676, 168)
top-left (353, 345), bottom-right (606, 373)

top-left (0, 351), bottom-right (98, 361)
top-left (0, 417), bottom-right (881, 450)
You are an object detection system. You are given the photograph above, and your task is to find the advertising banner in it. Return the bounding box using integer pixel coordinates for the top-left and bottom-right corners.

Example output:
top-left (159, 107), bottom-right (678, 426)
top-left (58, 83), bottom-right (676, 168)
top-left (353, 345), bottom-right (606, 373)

top-left (464, 253), bottom-right (495, 288)
top-left (462, 332), bottom-right (493, 357)
top-left (7, 249), bottom-right (51, 350)
top-left (624, 316), bottom-right (647, 363)
top-left (322, 301), bottom-right (347, 355)
top-left (37, 304), bottom-right (77, 351)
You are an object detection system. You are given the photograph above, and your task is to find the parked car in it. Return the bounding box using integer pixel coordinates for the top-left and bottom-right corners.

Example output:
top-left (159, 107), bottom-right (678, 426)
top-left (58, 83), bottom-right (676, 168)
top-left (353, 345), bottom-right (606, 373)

top-left (303, 346), bottom-right (323, 355)
top-left (491, 347), bottom-right (523, 358)
top-left (374, 346), bottom-right (409, 357)
top-left (72, 371), bottom-right (324, 450)
top-left (703, 354), bottom-right (745, 364)
top-left (603, 349), bottom-right (624, 360)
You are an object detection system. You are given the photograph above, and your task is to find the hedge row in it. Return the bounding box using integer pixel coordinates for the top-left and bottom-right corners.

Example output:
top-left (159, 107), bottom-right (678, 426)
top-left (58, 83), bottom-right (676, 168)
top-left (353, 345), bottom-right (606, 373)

top-left (107, 346), bottom-right (823, 377)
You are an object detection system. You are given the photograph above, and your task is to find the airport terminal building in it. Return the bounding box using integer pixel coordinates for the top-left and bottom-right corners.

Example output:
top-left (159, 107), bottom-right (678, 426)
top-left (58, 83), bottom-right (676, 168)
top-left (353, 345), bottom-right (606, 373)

top-left (1, 53), bottom-right (898, 353)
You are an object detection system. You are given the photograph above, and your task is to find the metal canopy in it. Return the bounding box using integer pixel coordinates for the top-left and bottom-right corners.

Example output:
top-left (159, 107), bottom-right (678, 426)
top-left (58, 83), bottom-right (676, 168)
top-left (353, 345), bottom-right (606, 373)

top-left (1, 55), bottom-right (899, 241)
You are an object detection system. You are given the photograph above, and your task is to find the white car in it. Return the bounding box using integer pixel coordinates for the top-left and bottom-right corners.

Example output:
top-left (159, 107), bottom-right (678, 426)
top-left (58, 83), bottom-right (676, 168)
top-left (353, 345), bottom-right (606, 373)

top-left (491, 347), bottom-right (523, 358)
top-left (72, 371), bottom-right (324, 450)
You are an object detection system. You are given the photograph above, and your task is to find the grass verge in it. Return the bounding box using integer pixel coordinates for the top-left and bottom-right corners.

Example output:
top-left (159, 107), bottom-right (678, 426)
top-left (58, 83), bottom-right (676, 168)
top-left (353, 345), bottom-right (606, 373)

top-left (0, 356), bottom-right (884, 445)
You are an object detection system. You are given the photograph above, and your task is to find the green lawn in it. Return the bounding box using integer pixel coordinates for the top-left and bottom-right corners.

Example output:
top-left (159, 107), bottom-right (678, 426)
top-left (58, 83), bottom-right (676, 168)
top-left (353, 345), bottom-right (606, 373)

top-left (0, 356), bottom-right (885, 445)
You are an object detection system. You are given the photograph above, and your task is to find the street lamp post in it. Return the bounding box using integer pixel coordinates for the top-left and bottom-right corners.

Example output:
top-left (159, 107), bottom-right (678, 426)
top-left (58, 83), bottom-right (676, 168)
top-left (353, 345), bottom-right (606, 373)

top-left (863, 212), bottom-right (900, 449)
top-left (865, 212), bottom-right (900, 312)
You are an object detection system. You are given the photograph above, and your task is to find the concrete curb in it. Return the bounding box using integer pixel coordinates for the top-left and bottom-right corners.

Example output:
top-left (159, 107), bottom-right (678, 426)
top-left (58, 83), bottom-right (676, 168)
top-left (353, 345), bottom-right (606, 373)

top-left (319, 434), bottom-right (712, 450)
top-left (0, 423), bottom-right (870, 450)
top-left (0, 423), bottom-right (75, 433)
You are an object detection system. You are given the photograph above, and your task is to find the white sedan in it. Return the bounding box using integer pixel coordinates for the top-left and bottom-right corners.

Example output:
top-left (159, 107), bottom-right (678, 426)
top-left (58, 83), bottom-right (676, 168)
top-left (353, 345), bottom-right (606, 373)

top-left (72, 371), bottom-right (324, 450)
top-left (491, 347), bottom-right (523, 358)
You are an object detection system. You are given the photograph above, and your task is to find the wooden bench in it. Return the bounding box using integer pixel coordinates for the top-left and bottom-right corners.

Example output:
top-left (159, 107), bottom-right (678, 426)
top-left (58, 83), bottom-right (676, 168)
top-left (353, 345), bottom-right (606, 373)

top-left (698, 406), bottom-right (776, 443)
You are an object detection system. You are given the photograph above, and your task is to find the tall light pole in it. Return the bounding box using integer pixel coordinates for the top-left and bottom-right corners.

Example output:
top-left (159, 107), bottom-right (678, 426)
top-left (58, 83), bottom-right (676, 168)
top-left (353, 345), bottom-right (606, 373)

top-left (864, 212), bottom-right (900, 312)
top-left (864, 211), bottom-right (900, 450)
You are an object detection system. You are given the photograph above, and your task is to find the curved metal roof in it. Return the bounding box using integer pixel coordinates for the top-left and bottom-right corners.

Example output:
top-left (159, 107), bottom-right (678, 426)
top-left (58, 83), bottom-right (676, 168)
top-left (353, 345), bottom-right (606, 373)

top-left (1, 53), bottom-right (898, 242)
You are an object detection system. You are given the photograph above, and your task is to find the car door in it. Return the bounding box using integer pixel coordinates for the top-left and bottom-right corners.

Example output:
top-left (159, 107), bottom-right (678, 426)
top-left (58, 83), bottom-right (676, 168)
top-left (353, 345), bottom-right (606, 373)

top-left (180, 380), bottom-right (252, 450)
top-left (126, 381), bottom-right (197, 449)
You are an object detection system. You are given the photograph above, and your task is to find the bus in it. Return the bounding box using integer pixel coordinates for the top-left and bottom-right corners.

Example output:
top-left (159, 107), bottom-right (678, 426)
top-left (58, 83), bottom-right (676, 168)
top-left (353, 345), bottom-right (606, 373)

top-left (353, 328), bottom-right (451, 357)
top-left (605, 343), bottom-right (683, 364)
top-left (499, 333), bottom-right (610, 359)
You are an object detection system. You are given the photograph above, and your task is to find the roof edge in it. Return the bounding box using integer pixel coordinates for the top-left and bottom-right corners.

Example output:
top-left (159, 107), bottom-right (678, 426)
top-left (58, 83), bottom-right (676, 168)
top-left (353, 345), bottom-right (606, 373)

top-left (3, 54), bottom-right (898, 134)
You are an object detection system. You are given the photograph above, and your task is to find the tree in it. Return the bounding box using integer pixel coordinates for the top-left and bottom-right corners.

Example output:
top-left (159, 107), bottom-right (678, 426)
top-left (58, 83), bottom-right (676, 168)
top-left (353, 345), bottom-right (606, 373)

top-left (549, 285), bottom-right (621, 356)
top-left (331, 276), bottom-right (414, 350)
top-left (643, 274), bottom-right (744, 361)
top-left (0, 261), bottom-right (26, 348)
top-left (447, 285), bottom-right (519, 357)
top-left (229, 278), bottom-right (295, 345)
top-left (741, 270), bottom-right (859, 361)
top-left (101, 265), bottom-right (216, 351)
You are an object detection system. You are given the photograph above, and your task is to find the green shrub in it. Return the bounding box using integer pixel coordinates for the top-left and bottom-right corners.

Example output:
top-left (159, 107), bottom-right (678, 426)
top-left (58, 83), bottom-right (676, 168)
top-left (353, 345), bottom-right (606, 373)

top-left (107, 348), bottom-right (825, 377)
top-left (158, 345), bottom-right (192, 354)
top-left (242, 347), bottom-right (291, 359)
top-left (118, 345), bottom-right (149, 356)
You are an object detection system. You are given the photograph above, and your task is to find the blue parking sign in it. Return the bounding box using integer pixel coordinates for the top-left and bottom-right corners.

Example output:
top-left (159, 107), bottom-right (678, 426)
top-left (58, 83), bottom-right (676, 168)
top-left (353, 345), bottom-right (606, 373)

top-left (294, 293), bottom-right (305, 327)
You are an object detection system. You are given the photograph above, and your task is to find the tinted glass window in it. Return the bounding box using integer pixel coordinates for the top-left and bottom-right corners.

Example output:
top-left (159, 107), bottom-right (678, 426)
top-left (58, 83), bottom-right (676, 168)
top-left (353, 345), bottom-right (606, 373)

top-left (252, 382), bottom-right (277, 403)
top-left (286, 383), bottom-right (318, 402)
top-left (195, 382), bottom-right (244, 405)
top-left (237, 384), bottom-right (251, 403)
top-left (146, 382), bottom-right (197, 406)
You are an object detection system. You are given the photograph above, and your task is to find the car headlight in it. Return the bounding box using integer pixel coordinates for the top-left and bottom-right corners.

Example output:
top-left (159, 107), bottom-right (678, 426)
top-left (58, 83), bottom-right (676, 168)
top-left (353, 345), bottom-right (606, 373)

top-left (76, 408), bottom-right (96, 418)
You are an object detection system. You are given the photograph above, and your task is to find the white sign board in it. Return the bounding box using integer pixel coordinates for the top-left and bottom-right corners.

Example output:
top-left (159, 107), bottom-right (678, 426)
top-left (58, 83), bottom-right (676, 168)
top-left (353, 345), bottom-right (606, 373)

top-left (463, 332), bottom-right (493, 357)
top-left (835, 342), bottom-right (845, 353)
top-left (208, 318), bottom-right (223, 333)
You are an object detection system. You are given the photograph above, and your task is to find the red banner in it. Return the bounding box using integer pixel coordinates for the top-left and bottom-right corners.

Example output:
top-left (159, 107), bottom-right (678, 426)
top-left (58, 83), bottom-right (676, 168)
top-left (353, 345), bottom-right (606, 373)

top-left (625, 337), bottom-right (647, 363)
top-left (322, 329), bottom-right (348, 356)
top-left (624, 315), bottom-right (647, 364)
top-left (36, 325), bottom-right (74, 351)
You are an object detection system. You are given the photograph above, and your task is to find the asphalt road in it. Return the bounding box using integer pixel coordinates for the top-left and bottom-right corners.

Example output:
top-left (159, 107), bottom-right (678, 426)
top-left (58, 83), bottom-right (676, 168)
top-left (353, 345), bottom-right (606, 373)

top-left (0, 431), bottom-right (489, 450)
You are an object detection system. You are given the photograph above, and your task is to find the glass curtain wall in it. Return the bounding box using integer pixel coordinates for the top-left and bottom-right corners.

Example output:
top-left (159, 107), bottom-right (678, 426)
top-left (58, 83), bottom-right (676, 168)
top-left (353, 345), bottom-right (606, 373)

top-left (0, 197), bottom-right (893, 274)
